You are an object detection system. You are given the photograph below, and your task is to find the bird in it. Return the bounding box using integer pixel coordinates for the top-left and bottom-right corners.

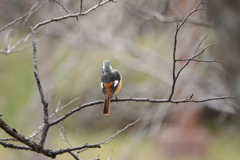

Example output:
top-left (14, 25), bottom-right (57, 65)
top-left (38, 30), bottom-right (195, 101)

top-left (101, 60), bottom-right (122, 115)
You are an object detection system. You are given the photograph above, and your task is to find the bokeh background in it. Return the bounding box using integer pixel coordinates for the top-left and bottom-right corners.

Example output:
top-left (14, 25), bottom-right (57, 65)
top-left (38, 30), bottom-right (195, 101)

top-left (0, 0), bottom-right (240, 159)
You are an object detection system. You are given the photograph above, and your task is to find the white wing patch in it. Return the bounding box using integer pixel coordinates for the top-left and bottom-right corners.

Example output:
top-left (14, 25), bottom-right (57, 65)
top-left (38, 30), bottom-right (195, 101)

top-left (101, 82), bottom-right (104, 88)
top-left (114, 80), bottom-right (119, 87)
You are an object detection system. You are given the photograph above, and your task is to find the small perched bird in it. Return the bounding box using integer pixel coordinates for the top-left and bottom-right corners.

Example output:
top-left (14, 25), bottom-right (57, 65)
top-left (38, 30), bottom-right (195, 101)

top-left (101, 60), bottom-right (122, 115)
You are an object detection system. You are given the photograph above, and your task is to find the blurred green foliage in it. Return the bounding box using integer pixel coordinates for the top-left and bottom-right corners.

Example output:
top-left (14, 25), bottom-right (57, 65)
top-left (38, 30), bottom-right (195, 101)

top-left (0, 50), bottom-right (34, 124)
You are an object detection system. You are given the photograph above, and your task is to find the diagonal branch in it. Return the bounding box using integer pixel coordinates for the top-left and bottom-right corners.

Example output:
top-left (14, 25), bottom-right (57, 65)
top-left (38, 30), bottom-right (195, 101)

top-left (175, 42), bottom-right (218, 80)
top-left (177, 0), bottom-right (205, 29)
top-left (0, 118), bottom-right (55, 158)
top-left (54, 0), bottom-right (70, 14)
top-left (96, 118), bottom-right (139, 145)
top-left (33, 0), bottom-right (114, 31)
top-left (0, 0), bottom-right (50, 32)
top-left (77, 118), bottom-right (140, 154)
top-left (28, 96), bottom-right (81, 141)
top-left (50, 100), bottom-right (103, 126)
top-left (69, 151), bottom-right (81, 160)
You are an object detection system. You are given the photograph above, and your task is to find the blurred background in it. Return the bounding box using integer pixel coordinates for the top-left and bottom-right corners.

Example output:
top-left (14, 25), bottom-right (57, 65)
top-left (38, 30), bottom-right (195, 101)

top-left (0, 0), bottom-right (240, 159)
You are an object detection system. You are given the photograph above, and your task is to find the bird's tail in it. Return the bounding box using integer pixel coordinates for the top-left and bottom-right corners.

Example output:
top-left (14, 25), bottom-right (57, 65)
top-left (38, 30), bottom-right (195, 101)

top-left (103, 98), bottom-right (110, 115)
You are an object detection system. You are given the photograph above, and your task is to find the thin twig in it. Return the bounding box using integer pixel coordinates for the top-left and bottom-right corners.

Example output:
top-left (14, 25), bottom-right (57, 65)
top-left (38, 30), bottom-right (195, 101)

top-left (60, 125), bottom-right (80, 159)
top-left (31, 27), bottom-right (49, 147)
top-left (0, 141), bottom-right (32, 151)
top-left (0, 1), bottom-right (49, 32)
top-left (50, 100), bottom-right (103, 126)
top-left (0, 34), bottom-right (45, 55)
top-left (80, 0), bottom-right (83, 13)
top-left (177, 0), bottom-right (205, 29)
top-left (69, 151), bottom-right (81, 160)
top-left (96, 118), bottom-right (139, 145)
top-left (28, 96), bottom-right (81, 141)
top-left (175, 42), bottom-right (218, 80)
top-left (177, 58), bottom-right (222, 63)
top-left (56, 99), bottom-right (81, 160)
top-left (33, 0), bottom-right (114, 31)
top-left (77, 118), bottom-right (140, 154)
top-left (107, 150), bottom-right (113, 160)
top-left (0, 97), bottom-right (81, 143)
top-left (168, 0), bottom-right (205, 100)
top-left (53, 144), bottom-right (101, 155)
top-left (168, 24), bottom-right (178, 101)
top-left (25, 1), bottom-right (50, 23)
top-left (54, 0), bottom-right (70, 14)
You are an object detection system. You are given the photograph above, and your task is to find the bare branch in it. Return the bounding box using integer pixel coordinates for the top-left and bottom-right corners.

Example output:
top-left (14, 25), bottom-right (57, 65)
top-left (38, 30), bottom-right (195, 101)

top-left (69, 151), bottom-right (81, 160)
top-left (49, 94), bottom-right (235, 128)
top-left (0, 33), bottom-right (45, 55)
top-left (168, 24), bottom-right (178, 101)
top-left (0, 137), bottom-right (17, 142)
top-left (24, 1), bottom-right (50, 23)
top-left (194, 42), bottom-right (219, 58)
top-left (54, 0), bottom-right (70, 14)
top-left (31, 27), bottom-right (49, 147)
top-left (77, 119), bottom-right (139, 154)
top-left (28, 96), bottom-right (81, 141)
top-left (50, 100), bottom-right (103, 126)
top-left (0, 141), bottom-right (32, 151)
top-left (59, 126), bottom-right (80, 160)
top-left (0, 118), bottom-right (55, 158)
top-left (96, 118), bottom-right (140, 145)
top-left (33, 0), bottom-right (114, 31)
top-left (0, 1), bottom-right (49, 32)
top-left (60, 127), bottom-right (72, 147)
top-left (168, 0), bottom-right (207, 100)
top-left (177, 0), bottom-right (205, 29)
top-left (0, 0), bottom-right (235, 159)
top-left (177, 58), bottom-right (222, 63)
top-left (107, 150), bottom-right (113, 160)
top-left (80, 0), bottom-right (83, 13)
top-left (175, 42), bottom-right (218, 80)
top-left (112, 96), bottom-right (235, 104)
top-left (55, 96), bottom-right (81, 114)
top-left (53, 144), bottom-right (101, 155)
